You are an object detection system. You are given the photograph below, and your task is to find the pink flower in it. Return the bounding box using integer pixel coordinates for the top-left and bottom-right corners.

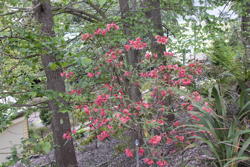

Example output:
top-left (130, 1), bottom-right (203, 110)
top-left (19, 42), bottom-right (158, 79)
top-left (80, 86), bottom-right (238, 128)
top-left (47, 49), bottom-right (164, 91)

top-left (187, 104), bottom-right (194, 111)
top-left (142, 103), bottom-right (151, 109)
top-left (175, 135), bottom-right (185, 142)
top-left (135, 105), bottom-right (141, 111)
top-left (202, 106), bottom-right (212, 113)
top-left (94, 28), bottom-right (103, 35)
top-left (166, 137), bottom-right (173, 144)
top-left (160, 90), bottom-right (167, 97)
top-left (124, 71), bottom-right (132, 77)
top-left (178, 69), bottom-right (186, 78)
top-left (181, 79), bottom-right (192, 86)
top-left (145, 52), bottom-right (151, 59)
top-left (190, 114), bottom-right (201, 121)
top-left (107, 125), bottom-right (113, 129)
top-left (173, 121), bottom-right (180, 127)
top-left (63, 132), bottom-right (72, 140)
top-left (87, 72), bottom-right (95, 78)
top-left (124, 44), bottom-right (132, 51)
top-left (60, 72), bottom-right (66, 77)
top-left (192, 91), bottom-right (202, 102)
top-left (97, 131), bottom-right (110, 141)
top-left (164, 51), bottom-right (174, 56)
top-left (128, 37), bottom-right (147, 50)
top-left (81, 33), bottom-right (93, 40)
top-left (143, 158), bottom-right (154, 165)
top-left (83, 105), bottom-right (91, 115)
top-left (106, 22), bottom-right (120, 31)
top-left (120, 116), bottom-right (130, 124)
top-left (96, 72), bottom-right (101, 76)
top-left (157, 119), bottom-right (165, 125)
top-left (125, 148), bottom-right (134, 158)
top-left (101, 29), bottom-right (107, 36)
top-left (139, 147), bottom-right (145, 156)
top-left (72, 129), bottom-right (77, 134)
top-left (149, 135), bottom-right (162, 145)
top-left (155, 35), bottom-right (168, 44)
top-left (157, 160), bottom-right (168, 167)
top-left (153, 53), bottom-right (158, 59)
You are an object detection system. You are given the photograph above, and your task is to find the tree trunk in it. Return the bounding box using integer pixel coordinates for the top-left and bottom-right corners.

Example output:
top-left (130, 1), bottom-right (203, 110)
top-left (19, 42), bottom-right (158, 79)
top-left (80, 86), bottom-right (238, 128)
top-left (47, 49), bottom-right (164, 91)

top-left (118, 0), bottom-right (143, 147)
top-left (142, 0), bottom-right (165, 55)
top-left (242, 1), bottom-right (250, 82)
top-left (33, 1), bottom-right (78, 167)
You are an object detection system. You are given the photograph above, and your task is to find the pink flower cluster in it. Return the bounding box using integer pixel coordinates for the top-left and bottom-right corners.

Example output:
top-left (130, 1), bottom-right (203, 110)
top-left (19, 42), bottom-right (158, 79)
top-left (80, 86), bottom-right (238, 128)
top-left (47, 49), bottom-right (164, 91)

top-left (60, 71), bottom-right (74, 79)
top-left (164, 51), bottom-right (174, 57)
top-left (68, 89), bottom-right (82, 95)
top-left (104, 49), bottom-right (123, 63)
top-left (124, 37), bottom-right (147, 51)
top-left (155, 35), bottom-right (168, 44)
top-left (148, 135), bottom-right (162, 145)
top-left (81, 22), bottom-right (119, 41)
top-left (97, 131), bottom-right (110, 141)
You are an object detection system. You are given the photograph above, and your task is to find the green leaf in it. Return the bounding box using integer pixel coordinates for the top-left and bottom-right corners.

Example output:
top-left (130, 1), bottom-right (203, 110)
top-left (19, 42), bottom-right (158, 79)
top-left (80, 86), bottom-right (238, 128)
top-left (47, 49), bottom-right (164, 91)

top-left (41, 141), bottom-right (51, 154)
top-left (80, 57), bottom-right (92, 66)
top-left (49, 62), bottom-right (59, 70)
top-left (212, 84), bottom-right (227, 116)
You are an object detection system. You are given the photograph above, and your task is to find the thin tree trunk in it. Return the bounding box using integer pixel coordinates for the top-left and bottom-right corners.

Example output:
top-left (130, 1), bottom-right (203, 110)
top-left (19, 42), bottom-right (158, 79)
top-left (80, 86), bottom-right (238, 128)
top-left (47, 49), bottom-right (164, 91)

top-left (142, 0), bottom-right (165, 55)
top-left (33, 1), bottom-right (78, 166)
top-left (242, 2), bottom-right (250, 86)
top-left (118, 0), bottom-right (143, 147)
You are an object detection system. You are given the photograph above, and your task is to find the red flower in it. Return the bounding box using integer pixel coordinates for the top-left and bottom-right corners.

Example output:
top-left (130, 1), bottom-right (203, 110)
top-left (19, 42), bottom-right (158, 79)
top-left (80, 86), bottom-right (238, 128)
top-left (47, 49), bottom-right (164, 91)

top-left (83, 105), bottom-right (91, 115)
top-left (63, 132), bottom-right (72, 140)
top-left (166, 137), bottom-right (173, 144)
top-left (187, 104), bottom-right (194, 111)
top-left (157, 160), bottom-right (168, 167)
top-left (173, 121), bottom-right (180, 127)
top-left (164, 51), bottom-right (174, 56)
top-left (87, 72), bottom-right (95, 78)
top-left (125, 148), bottom-right (134, 158)
top-left (180, 79), bottom-right (192, 86)
top-left (155, 35), bottom-right (168, 44)
top-left (175, 135), bottom-right (185, 142)
top-left (145, 52), bottom-right (151, 59)
top-left (123, 71), bottom-right (132, 77)
top-left (153, 53), bottom-right (158, 59)
top-left (124, 44), bottom-right (132, 51)
top-left (202, 106), bottom-right (212, 113)
top-left (81, 33), bottom-right (93, 40)
top-left (142, 103), bottom-right (151, 109)
top-left (71, 129), bottom-right (77, 134)
top-left (128, 37), bottom-right (147, 50)
top-left (139, 147), bottom-right (145, 156)
top-left (60, 72), bottom-right (66, 77)
top-left (120, 116), bottom-right (130, 124)
top-left (97, 131), bottom-right (110, 141)
top-left (178, 69), bottom-right (186, 78)
top-left (190, 114), bottom-right (201, 121)
top-left (143, 158), bottom-right (154, 165)
top-left (94, 28), bottom-right (103, 35)
top-left (149, 135), bottom-right (162, 145)
top-left (106, 22), bottom-right (120, 31)
top-left (160, 90), bottom-right (167, 97)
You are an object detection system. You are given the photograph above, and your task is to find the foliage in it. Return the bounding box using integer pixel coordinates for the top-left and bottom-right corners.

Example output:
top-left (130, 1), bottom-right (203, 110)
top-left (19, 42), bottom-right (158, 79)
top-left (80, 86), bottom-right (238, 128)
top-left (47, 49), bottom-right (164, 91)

top-left (0, 0), bottom-right (249, 166)
top-left (188, 85), bottom-right (250, 167)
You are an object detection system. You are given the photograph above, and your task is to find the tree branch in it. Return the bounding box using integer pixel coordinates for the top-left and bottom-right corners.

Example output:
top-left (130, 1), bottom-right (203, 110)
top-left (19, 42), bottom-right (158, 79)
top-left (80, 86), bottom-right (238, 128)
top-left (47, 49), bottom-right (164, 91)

top-left (84, 1), bottom-right (107, 19)
top-left (52, 7), bottom-right (101, 22)
top-left (2, 52), bottom-right (40, 60)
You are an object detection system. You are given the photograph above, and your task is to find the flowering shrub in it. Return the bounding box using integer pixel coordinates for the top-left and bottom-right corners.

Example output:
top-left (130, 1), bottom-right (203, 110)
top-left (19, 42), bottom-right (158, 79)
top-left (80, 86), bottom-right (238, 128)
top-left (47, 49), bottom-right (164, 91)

top-left (62, 22), bottom-right (214, 166)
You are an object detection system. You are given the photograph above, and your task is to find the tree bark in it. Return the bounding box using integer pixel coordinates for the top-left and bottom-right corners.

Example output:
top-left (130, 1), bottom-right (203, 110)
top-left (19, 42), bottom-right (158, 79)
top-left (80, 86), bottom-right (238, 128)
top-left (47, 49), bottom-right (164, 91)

top-left (33, 1), bottom-right (78, 167)
top-left (242, 2), bottom-right (250, 79)
top-left (142, 0), bottom-right (165, 55)
top-left (118, 0), bottom-right (143, 147)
